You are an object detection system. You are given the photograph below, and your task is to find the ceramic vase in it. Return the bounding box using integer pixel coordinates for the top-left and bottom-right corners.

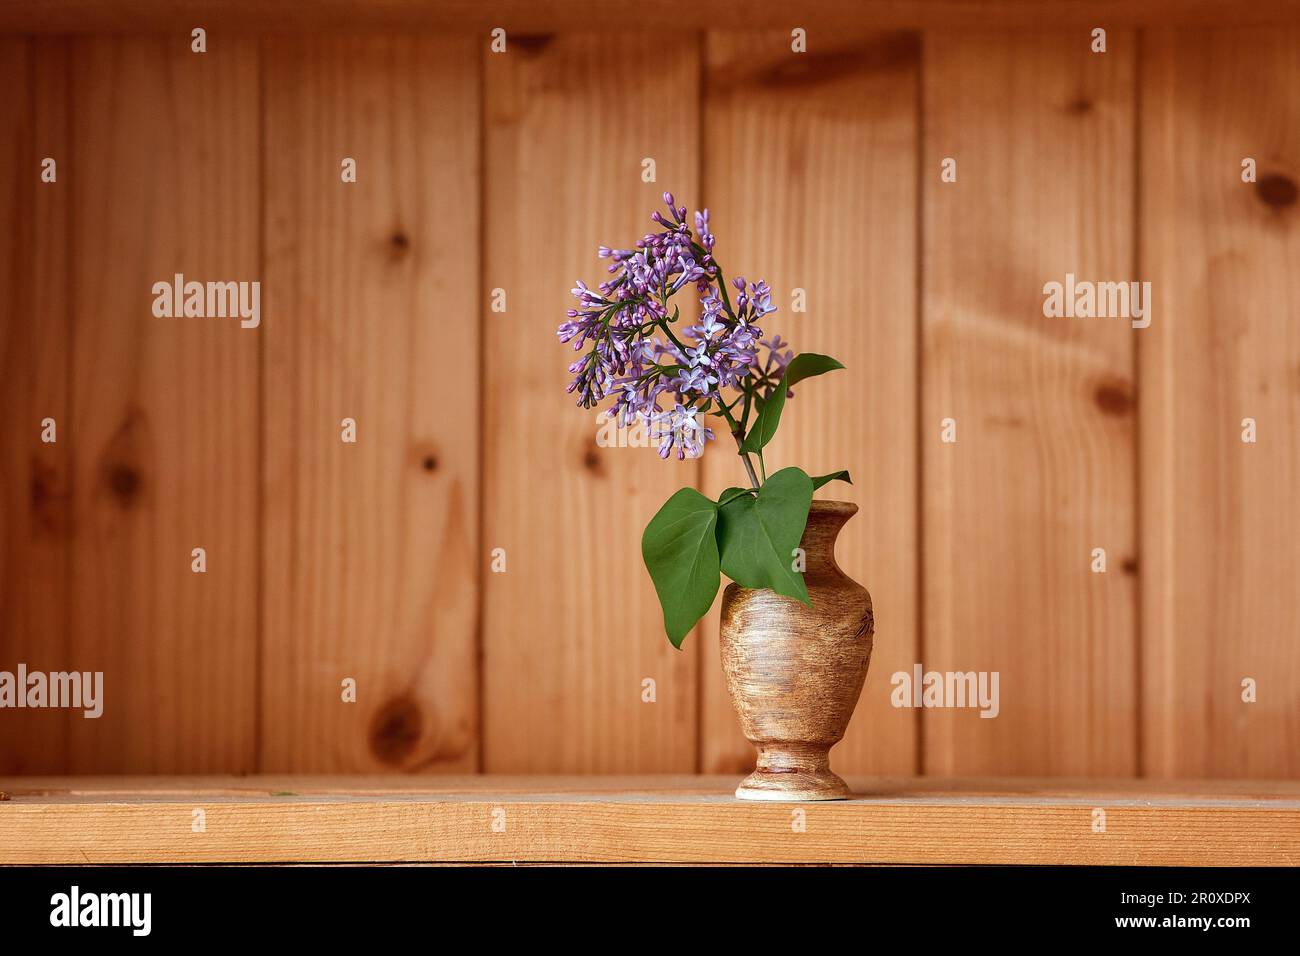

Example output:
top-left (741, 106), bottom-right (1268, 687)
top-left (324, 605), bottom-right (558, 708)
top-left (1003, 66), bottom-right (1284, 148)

top-left (719, 500), bottom-right (874, 801)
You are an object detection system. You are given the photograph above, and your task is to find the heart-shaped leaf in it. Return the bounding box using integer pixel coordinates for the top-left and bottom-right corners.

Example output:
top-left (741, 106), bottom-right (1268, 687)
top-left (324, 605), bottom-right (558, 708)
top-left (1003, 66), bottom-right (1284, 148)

top-left (641, 488), bottom-right (721, 648)
top-left (716, 466), bottom-right (813, 604)
top-left (741, 353), bottom-right (844, 454)
top-left (717, 486), bottom-right (753, 508)
top-left (810, 469), bottom-right (852, 490)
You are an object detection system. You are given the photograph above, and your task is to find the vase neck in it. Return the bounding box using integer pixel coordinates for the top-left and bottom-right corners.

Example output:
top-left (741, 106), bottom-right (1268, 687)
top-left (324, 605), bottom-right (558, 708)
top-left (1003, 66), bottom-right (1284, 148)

top-left (801, 501), bottom-right (856, 575)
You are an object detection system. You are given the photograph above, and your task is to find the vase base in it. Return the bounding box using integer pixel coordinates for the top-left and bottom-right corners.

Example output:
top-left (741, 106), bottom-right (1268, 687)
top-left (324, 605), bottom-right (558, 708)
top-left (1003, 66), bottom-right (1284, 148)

top-left (734, 769), bottom-right (852, 802)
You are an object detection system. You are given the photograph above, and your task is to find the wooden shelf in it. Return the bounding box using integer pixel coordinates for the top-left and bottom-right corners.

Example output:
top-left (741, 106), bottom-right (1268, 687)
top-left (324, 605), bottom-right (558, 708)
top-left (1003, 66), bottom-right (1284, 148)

top-left (2, 776), bottom-right (1297, 865)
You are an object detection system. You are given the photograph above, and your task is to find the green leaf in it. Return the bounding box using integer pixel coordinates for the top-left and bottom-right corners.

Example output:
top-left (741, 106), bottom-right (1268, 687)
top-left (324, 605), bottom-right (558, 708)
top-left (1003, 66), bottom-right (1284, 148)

top-left (741, 353), bottom-right (845, 453)
top-left (717, 486), bottom-right (753, 508)
top-left (716, 467), bottom-right (814, 604)
top-left (641, 488), bottom-right (721, 648)
top-left (810, 470), bottom-right (852, 490)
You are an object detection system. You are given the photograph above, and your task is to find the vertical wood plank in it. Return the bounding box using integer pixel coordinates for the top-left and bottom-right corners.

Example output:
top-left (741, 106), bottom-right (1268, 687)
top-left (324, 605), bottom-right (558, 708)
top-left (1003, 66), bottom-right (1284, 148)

top-left (921, 31), bottom-right (1139, 775)
top-left (262, 36), bottom-right (480, 772)
top-left (482, 35), bottom-right (700, 772)
top-left (0, 39), bottom-right (74, 771)
top-left (1141, 28), bottom-right (1300, 777)
top-left (699, 30), bottom-right (921, 776)
top-left (65, 37), bottom-right (260, 771)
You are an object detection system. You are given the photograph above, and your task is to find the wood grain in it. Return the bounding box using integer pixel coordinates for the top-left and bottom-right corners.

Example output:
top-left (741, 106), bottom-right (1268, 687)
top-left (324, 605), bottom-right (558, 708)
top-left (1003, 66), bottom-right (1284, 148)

top-left (700, 29), bottom-right (920, 778)
top-left (1140, 28), bottom-right (1300, 777)
top-left (61, 37), bottom-right (260, 772)
top-left (0, 38), bottom-right (73, 771)
top-left (0, 25), bottom-right (1297, 781)
top-left (921, 31), bottom-right (1139, 774)
top-left (4, 1), bottom-right (1299, 34)
top-left (7, 773), bottom-right (1298, 798)
top-left (261, 35), bottom-right (480, 772)
top-left (1, 775), bottom-right (1296, 865)
top-left (481, 35), bottom-right (700, 772)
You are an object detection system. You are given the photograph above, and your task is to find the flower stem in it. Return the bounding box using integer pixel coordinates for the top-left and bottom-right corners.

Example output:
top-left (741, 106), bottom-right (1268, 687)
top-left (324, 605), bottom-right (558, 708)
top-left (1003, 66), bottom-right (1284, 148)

top-left (657, 318), bottom-right (687, 352)
top-left (735, 434), bottom-right (761, 489)
top-left (718, 403), bottom-right (760, 490)
top-left (714, 266), bottom-right (739, 322)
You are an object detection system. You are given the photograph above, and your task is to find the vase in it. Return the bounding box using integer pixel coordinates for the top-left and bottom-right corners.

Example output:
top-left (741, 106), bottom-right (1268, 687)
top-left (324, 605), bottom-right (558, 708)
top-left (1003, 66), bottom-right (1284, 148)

top-left (719, 500), bottom-right (874, 801)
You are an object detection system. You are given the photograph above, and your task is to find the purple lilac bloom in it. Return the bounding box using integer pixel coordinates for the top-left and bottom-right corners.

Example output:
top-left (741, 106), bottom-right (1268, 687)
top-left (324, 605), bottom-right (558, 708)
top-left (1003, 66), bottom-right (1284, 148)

top-left (651, 404), bottom-right (715, 460)
top-left (750, 334), bottom-right (795, 400)
top-left (559, 193), bottom-right (794, 459)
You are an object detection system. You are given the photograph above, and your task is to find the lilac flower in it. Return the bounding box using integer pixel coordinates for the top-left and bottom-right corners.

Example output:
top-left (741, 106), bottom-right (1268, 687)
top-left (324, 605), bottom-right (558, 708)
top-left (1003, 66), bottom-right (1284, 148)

top-left (749, 335), bottom-right (795, 400)
top-left (686, 310), bottom-right (725, 343)
top-left (694, 209), bottom-right (714, 251)
top-left (651, 404), bottom-right (716, 460)
top-left (673, 362), bottom-right (717, 397)
top-left (558, 192), bottom-right (793, 459)
top-left (672, 256), bottom-right (708, 292)
top-left (748, 280), bottom-right (776, 318)
top-left (761, 334), bottom-right (793, 373)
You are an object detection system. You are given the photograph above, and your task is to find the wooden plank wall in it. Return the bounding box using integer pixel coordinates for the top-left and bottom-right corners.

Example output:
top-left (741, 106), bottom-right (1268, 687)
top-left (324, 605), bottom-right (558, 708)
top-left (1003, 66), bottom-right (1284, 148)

top-left (482, 35), bottom-right (700, 772)
top-left (0, 25), bottom-right (1296, 778)
top-left (1140, 27), bottom-right (1300, 777)
top-left (0, 37), bottom-right (73, 771)
top-left (921, 31), bottom-right (1139, 775)
top-left (0, 36), bottom-right (265, 772)
top-left (261, 35), bottom-right (480, 773)
top-left (66, 37), bottom-right (262, 771)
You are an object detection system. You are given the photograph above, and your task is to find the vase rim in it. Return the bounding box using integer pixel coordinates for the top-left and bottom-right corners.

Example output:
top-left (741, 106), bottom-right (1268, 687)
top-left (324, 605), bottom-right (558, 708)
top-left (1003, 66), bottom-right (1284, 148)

top-left (809, 499), bottom-right (858, 516)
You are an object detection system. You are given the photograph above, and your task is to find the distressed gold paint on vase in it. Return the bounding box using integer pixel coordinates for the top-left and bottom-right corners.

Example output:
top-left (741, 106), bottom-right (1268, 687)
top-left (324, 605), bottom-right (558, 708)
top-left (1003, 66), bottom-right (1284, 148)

top-left (719, 500), bottom-right (874, 801)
